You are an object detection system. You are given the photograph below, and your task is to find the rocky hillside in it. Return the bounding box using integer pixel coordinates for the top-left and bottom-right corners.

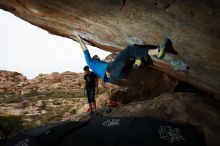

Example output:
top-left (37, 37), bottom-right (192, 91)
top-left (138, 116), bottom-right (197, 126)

top-left (0, 70), bottom-right (84, 96)
top-left (0, 70), bottom-right (86, 118)
top-left (0, 70), bottom-right (108, 142)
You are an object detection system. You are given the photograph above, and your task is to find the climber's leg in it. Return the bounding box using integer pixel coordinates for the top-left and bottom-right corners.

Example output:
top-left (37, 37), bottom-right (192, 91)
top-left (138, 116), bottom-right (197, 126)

top-left (107, 45), bottom-right (152, 80)
top-left (107, 45), bottom-right (135, 80)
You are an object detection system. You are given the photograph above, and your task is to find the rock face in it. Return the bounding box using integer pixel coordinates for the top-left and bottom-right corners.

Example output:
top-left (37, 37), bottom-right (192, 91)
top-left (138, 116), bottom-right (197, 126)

top-left (0, 71), bottom-right (28, 94)
top-left (104, 65), bottom-right (178, 103)
top-left (0, 0), bottom-right (219, 97)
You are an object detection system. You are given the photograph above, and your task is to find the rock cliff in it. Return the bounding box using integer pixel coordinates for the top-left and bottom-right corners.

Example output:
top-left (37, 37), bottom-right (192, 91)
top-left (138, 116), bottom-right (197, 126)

top-left (0, 0), bottom-right (219, 97)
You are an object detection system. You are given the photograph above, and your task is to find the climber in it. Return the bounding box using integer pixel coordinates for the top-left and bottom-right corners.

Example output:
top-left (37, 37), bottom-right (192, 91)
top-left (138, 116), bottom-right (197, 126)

top-left (72, 32), bottom-right (176, 82)
top-left (83, 65), bottom-right (98, 115)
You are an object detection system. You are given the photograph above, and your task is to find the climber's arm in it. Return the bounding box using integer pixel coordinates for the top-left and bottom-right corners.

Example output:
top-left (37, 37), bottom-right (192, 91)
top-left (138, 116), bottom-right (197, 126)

top-left (70, 32), bottom-right (88, 52)
top-left (70, 32), bottom-right (92, 64)
top-left (76, 34), bottom-right (88, 52)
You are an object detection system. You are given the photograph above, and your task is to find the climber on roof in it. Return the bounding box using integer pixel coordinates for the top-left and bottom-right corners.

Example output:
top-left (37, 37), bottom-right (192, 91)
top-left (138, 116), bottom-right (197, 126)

top-left (72, 32), bottom-right (175, 82)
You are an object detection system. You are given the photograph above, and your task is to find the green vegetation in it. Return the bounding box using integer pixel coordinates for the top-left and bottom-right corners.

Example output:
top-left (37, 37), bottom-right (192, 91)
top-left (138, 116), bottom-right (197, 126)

top-left (45, 89), bottom-right (84, 99)
top-left (0, 115), bottom-right (24, 139)
top-left (0, 92), bottom-right (16, 98)
top-left (0, 88), bottom-right (106, 139)
top-left (0, 90), bottom-right (43, 103)
top-left (23, 90), bottom-right (43, 97)
top-left (0, 92), bottom-right (21, 103)
top-left (0, 89), bottom-right (86, 104)
top-left (70, 109), bottom-right (77, 114)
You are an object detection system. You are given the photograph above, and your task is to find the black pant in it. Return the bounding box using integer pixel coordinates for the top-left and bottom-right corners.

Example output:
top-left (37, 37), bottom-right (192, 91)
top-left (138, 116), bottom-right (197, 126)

top-left (86, 87), bottom-right (95, 103)
top-left (107, 45), bottom-right (157, 80)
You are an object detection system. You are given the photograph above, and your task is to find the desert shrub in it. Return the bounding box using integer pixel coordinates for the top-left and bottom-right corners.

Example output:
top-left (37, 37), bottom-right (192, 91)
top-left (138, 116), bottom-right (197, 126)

top-left (0, 115), bottom-right (24, 139)
top-left (45, 89), bottom-right (76, 99)
top-left (0, 92), bottom-right (22, 103)
top-left (0, 90), bottom-right (44, 104)
top-left (23, 90), bottom-right (43, 97)
top-left (70, 109), bottom-right (76, 114)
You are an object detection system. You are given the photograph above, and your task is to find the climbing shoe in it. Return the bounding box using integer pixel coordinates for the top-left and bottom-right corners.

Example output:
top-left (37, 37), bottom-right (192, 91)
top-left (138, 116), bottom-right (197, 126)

top-left (133, 58), bottom-right (142, 69)
top-left (157, 38), bottom-right (169, 59)
top-left (157, 38), bottom-right (178, 59)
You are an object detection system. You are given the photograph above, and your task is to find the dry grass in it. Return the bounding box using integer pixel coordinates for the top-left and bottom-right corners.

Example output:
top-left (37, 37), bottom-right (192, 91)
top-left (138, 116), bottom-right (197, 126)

top-left (0, 88), bottom-right (90, 142)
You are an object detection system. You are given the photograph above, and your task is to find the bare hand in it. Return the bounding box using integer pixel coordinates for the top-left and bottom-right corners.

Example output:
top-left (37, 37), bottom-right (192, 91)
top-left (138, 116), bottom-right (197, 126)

top-left (73, 31), bottom-right (88, 51)
top-left (74, 31), bottom-right (81, 40)
top-left (69, 35), bottom-right (75, 40)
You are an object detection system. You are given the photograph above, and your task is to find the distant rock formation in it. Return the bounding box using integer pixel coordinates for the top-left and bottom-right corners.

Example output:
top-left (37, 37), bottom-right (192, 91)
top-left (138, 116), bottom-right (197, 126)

top-left (0, 71), bottom-right (28, 94)
top-left (0, 70), bottom-right (84, 95)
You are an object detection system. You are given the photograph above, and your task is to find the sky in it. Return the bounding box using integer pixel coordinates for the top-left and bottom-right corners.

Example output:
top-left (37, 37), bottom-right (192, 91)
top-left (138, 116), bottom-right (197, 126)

top-left (0, 9), bottom-right (110, 79)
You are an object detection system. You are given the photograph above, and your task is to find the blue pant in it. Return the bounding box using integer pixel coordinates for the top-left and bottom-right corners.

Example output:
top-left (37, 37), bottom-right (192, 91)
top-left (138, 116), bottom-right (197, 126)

top-left (86, 88), bottom-right (96, 103)
top-left (107, 45), bottom-right (156, 81)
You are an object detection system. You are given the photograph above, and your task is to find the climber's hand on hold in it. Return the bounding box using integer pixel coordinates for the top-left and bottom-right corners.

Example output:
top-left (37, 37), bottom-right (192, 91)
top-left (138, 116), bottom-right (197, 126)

top-left (74, 31), bottom-right (81, 40)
